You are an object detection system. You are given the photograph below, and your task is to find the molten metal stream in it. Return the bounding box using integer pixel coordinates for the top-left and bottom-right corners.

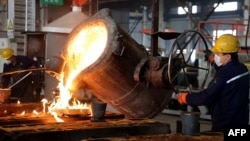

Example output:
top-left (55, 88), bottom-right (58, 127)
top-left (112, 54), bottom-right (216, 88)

top-left (46, 22), bottom-right (107, 121)
top-left (57, 9), bottom-right (173, 118)
top-left (65, 21), bottom-right (108, 90)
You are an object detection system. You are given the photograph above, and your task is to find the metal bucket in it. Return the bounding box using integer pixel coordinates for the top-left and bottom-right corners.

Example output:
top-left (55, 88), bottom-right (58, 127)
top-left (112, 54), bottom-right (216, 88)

top-left (91, 101), bottom-right (107, 122)
top-left (0, 88), bottom-right (11, 103)
top-left (181, 111), bottom-right (200, 136)
top-left (61, 8), bottom-right (173, 118)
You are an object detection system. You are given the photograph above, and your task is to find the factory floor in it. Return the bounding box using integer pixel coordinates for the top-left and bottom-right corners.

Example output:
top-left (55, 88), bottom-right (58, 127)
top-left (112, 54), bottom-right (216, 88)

top-left (153, 113), bottom-right (212, 133)
top-left (106, 105), bottom-right (213, 133)
top-left (90, 112), bottom-right (218, 140)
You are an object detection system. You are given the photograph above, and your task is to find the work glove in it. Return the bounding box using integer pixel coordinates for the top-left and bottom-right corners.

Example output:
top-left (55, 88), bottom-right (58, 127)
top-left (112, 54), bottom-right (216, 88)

top-left (203, 49), bottom-right (214, 63)
top-left (176, 92), bottom-right (188, 105)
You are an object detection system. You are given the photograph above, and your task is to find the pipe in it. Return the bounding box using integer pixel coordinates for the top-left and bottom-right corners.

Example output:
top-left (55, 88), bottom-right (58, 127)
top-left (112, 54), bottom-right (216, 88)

top-left (8, 72), bottom-right (32, 89)
top-left (0, 68), bottom-right (45, 76)
top-left (0, 56), bottom-right (65, 80)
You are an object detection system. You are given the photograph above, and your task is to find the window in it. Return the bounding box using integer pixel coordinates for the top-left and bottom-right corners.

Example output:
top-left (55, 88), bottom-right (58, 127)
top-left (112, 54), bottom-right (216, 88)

top-left (213, 30), bottom-right (236, 44)
top-left (214, 2), bottom-right (238, 12)
top-left (178, 5), bottom-right (197, 15)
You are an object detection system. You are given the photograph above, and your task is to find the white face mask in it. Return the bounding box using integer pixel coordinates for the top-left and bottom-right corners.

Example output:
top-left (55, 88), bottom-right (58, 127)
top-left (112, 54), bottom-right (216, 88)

top-left (214, 54), bottom-right (222, 66)
top-left (4, 60), bottom-right (11, 65)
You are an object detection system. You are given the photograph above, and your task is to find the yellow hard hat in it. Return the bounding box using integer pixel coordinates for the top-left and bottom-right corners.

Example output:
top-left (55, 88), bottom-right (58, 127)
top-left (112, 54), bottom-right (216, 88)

top-left (0, 48), bottom-right (14, 59)
top-left (211, 34), bottom-right (240, 53)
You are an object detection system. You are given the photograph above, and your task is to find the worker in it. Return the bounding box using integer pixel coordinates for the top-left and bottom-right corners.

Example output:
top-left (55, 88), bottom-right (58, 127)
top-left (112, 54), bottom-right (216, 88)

top-left (176, 34), bottom-right (249, 132)
top-left (0, 48), bottom-right (38, 102)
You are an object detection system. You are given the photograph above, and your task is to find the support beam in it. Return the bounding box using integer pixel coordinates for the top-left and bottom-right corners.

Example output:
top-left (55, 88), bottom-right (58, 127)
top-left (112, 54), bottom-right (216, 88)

top-left (150, 0), bottom-right (159, 56)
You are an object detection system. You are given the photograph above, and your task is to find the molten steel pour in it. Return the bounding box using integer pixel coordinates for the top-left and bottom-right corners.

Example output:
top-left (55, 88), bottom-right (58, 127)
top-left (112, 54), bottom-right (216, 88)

top-left (65, 21), bottom-right (107, 79)
top-left (0, 9), bottom-right (176, 140)
top-left (0, 20), bottom-right (108, 122)
top-left (43, 21), bottom-right (108, 122)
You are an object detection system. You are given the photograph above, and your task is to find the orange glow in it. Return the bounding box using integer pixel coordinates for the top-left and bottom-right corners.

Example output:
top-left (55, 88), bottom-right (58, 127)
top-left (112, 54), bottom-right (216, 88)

top-left (20, 111), bottom-right (25, 116)
top-left (51, 111), bottom-right (64, 122)
top-left (46, 21), bottom-right (107, 121)
top-left (41, 98), bottom-right (48, 114)
top-left (65, 21), bottom-right (107, 90)
top-left (33, 110), bottom-right (39, 115)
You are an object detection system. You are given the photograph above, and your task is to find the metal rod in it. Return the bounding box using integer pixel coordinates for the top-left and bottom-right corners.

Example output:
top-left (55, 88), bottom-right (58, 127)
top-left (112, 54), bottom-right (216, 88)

top-left (8, 71), bottom-right (33, 89)
top-left (150, 0), bottom-right (159, 56)
top-left (0, 68), bottom-right (45, 76)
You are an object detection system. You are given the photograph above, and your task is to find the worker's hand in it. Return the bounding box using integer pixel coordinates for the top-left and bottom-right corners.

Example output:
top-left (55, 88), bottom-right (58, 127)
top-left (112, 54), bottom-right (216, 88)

top-left (204, 49), bottom-right (214, 63)
top-left (176, 92), bottom-right (188, 105)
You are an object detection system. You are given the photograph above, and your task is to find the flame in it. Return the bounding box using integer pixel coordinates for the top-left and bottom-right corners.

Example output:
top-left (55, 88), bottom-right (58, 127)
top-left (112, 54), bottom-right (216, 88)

top-left (35, 21), bottom-right (107, 122)
top-left (20, 111), bottom-right (25, 116)
top-left (46, 21), bottom-right (107, 121)
top-left (82, 102), bottom-right (89, 109)
top-left (51, 112), bottom-right (64, 122)
top-left (41, 98), bottom-right (48, 114)
top-left (0, 20), bottom-right (107, 122)
top-left (65, 21), bottom-right (107, 90)
top-left (33, 110), bottom-right (39, 115)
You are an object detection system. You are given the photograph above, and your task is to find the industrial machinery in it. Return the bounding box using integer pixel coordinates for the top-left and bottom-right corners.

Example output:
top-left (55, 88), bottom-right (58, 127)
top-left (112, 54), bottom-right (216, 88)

top-left (58, 8), bottom-right (210, 119)
top-left (0, 7), bottom-right (214, 141)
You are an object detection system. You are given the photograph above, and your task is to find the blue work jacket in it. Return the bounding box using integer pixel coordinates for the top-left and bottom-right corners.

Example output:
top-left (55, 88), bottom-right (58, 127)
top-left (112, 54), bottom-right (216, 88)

top-left (186, 58), bottom-right (249, 132)
top-left (1, 55), bottom-right (37, 102)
